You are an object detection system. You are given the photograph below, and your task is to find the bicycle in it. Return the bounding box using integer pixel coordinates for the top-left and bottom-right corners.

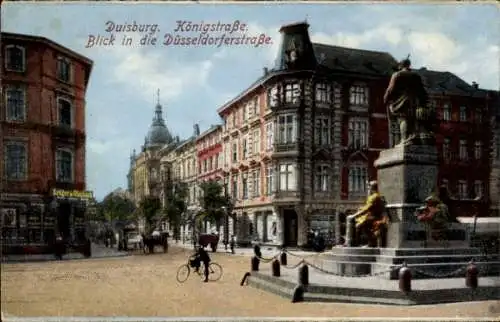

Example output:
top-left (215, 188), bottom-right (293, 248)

top-left (176, 258), bottom-right (223, 283)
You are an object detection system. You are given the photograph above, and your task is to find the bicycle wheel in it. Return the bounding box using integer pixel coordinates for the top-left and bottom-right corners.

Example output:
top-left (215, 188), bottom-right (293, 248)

top-left (176, 264), bottom-right (190, 283)
top-left (207, 262), bottom-right (223, 281)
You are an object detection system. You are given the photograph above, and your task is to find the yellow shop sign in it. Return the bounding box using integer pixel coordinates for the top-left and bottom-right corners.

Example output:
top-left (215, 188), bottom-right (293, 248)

top-left (53, 189), bottom-right (93, 200)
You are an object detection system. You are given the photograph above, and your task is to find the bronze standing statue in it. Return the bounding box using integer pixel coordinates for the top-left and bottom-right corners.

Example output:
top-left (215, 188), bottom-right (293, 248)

top-left (384, 56), bottom-right (436, 145)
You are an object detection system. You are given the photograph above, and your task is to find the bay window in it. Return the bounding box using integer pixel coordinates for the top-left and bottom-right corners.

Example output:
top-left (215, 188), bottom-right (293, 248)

top-left (279, 163), bottom-right (296, 191)
top-left (277, 114), bottom-right (297, 144)
top-left (284, 83), bottom-right (301, 104)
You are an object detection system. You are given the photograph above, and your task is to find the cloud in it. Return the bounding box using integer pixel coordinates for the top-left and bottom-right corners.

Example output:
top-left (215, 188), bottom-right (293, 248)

top-left (407, 31), bottom-right (463, 66)
top-left (110, 47), bottom-right (213, 102)
top-left (311, 24), bottom-right (404, 49)
top-left (246, 22), bottom-right (281, 65)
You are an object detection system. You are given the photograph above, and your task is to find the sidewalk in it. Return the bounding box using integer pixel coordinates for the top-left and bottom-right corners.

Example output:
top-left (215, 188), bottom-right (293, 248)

top-left (170, 239), bottom-right (316, 258)
top-left (1, 243), bottom-right (129, 263)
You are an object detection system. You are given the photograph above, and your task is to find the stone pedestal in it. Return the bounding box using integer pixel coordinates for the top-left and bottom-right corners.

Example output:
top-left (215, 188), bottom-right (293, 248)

top-left (374, 144), bottom-right (440, 248)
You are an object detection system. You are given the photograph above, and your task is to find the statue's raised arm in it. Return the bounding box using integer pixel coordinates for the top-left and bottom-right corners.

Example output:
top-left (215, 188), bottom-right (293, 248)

top-left (384, 57), bottom-right (435, 146)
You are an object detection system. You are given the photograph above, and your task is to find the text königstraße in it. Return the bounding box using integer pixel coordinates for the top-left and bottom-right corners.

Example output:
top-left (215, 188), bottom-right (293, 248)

top-left (85, 20), bottom-right (274, 48)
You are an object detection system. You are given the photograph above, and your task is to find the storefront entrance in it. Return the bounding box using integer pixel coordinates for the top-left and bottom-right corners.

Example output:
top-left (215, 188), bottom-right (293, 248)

top-left (57, 201), bottom-right (72, 240)
top-left (283, 209), bottom-right (298, 247)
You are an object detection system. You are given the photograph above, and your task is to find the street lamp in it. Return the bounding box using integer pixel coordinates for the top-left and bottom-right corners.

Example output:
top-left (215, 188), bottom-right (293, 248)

top-left (223, 177), bottom-right (230, 250)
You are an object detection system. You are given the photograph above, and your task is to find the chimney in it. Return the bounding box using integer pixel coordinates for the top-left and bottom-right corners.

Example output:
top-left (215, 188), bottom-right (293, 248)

top-left (193, 123), bottom-right (200, 136)
top-left (263, 67), bottom-right (269, 76)
top-left (472, 81), bottom-right (479, 89)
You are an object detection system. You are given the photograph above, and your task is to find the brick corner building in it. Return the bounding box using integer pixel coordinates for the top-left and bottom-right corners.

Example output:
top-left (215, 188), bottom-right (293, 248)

top-left (215, 22), bottom-right (497, 247)
top-left (1, 32), bottom-right (93, 253)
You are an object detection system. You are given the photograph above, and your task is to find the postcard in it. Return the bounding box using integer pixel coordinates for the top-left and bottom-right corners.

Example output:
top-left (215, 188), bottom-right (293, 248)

top-left (1, 1), bottom-right (499, 321)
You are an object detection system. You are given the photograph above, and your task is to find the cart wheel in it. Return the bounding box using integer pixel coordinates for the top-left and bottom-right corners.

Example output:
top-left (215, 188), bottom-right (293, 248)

top-left (176, 264), bottom-right (190, 283)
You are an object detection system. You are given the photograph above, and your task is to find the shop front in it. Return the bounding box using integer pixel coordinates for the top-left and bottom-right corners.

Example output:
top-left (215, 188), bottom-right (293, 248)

top-left (0, 189), bottom-right (93, 255)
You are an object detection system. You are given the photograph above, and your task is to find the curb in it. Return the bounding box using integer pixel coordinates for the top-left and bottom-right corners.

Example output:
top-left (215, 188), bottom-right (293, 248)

top-left (1, 253), bottom-right (130, 264)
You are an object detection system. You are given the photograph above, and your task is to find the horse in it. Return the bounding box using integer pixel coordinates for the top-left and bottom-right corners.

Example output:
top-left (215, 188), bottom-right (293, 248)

top-left (141, 232), bottom-right (169, 254)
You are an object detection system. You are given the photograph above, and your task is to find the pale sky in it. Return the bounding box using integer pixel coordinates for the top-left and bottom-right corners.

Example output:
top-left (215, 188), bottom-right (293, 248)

top-left (2, 2), bottom-right (499, 200)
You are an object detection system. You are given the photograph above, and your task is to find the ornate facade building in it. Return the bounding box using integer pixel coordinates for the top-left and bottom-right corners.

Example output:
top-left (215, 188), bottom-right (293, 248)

top-left (128, 93), bottom-right (178, 231)
top-left (162, 125), bottom-right (198, 236)
top-left (1, 32), bottom-right (93, 252)
top-left (215, 22), bottom-right (498, 247)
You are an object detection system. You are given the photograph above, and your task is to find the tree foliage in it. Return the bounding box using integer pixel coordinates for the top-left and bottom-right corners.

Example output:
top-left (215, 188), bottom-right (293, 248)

top-left (199, 180), bottom-right (232, 227)
top-left (139, 196), bottom-right (161, 231)
top-left (164, 182), bottom-right (188, 230)
top-left (97, 193), bottom-right (136, 222)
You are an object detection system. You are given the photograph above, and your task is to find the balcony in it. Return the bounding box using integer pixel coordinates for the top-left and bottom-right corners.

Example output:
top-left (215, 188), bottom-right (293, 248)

top-left (272, 190), bottom-right (300, 203)
top-left (272, 142), bottom-right (299, 158)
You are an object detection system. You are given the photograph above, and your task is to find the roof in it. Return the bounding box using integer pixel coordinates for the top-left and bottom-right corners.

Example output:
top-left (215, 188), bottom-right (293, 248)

top-left (415, 68), bottom-right (489, 97)
top-left (217, 43), bottom-right (398, 115)
top-left (196, 124), bottom-right (222, 142)
top-left (2, 32), bottom-right (94, 87)
top-left (312, 43), bottom-right (398, 76)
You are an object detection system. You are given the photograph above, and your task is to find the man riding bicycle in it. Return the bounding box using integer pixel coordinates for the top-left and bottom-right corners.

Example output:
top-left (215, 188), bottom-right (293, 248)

top-left (190, 246), bottom-right (211, 282)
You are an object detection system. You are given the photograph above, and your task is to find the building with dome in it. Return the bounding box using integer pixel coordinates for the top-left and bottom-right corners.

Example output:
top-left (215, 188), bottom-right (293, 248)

top-left (127, 91), bottom-right (178, 212)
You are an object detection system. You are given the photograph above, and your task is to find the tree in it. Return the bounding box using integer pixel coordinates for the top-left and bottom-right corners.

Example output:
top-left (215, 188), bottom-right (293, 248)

top-left (98, 193), bottom-right (136, 222)
top-left (139, 196), bottom-right (161, 233)
top-left (164, 182), bottom-right (188, 239)
top-left (199, 180), bottom-right (232, 232)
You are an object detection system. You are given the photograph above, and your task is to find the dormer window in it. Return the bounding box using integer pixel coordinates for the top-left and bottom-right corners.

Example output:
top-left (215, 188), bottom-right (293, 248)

top-left (5, 45), bottom-right (26, 72)
top-left (349, 84), bottom-right (369, 106)
top-left (57, 56), bottom-right (72, 83)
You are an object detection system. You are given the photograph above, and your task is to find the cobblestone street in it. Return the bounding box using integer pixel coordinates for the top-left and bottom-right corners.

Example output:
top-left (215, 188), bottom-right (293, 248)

top-left (1, 246), bottom-right (499, 318)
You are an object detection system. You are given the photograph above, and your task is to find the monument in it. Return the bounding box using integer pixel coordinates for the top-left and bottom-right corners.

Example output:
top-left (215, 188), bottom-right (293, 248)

top-left (322, 57), bottom-right (497, 279)
top-left (246, 57), bottom-right (499, 305)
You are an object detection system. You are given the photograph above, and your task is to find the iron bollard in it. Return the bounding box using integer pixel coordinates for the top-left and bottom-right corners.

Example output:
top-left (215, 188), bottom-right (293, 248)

top-left (398, 262), bottom-right (412, 294)
top-left (466, 260), bottom-right (478, 289)
top-left (272, 259), bottom-right (281, 277)
top-left (298, 263), bottom-right (309, 286)
top-left (251, 256), bottom-right (260, 271)
top-left (280, 252), bottom-right (287, 266)
top-left (254, 244), bottom-right (262, 258)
